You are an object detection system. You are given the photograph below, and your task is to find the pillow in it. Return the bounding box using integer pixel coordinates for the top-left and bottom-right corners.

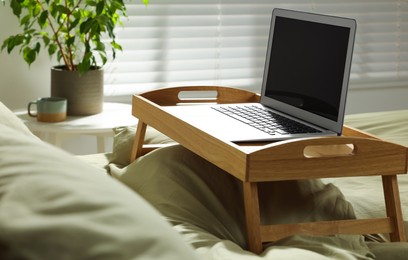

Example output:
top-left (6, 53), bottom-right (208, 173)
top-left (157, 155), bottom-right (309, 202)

top-left (110, 125), bottom-right (175, 166)
top-left (0, 123), bottom-right (198, 260)
top-left (0, 101), bottom-right (37, 138)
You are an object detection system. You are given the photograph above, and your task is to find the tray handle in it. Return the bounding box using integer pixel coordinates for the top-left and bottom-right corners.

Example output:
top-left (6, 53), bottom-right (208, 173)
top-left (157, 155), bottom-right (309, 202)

top-left (255, 136), bottom-right (406, 160)
top-left (139, 86), bottom-right (260, 106)
top-left (249, 136), bottom-right (407, 181)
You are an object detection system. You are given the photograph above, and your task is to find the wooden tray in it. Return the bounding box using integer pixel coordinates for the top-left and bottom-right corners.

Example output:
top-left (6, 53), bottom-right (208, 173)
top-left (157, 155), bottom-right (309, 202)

top-left (130, 86), bottom-right (407, 254)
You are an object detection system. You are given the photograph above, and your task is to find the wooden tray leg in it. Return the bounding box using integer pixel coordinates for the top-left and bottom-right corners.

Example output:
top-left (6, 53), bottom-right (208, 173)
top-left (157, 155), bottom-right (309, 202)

top-left (130, 121), bottom-right (147, 163)
top-left (243, 182), bottom-right (263, 254)
top-left (382, 175), bottom-right (407, 242)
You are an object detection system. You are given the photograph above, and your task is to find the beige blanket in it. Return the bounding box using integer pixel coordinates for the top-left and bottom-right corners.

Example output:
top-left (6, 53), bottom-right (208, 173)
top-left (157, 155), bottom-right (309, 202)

top-left (109, 145), bottom-right (408, 260)
top-left (102, 109), bottom-right (408, 259)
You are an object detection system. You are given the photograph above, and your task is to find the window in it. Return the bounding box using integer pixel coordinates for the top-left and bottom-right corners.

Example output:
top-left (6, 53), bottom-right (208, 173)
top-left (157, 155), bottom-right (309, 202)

top-left (104, 0), bottom-right (408, 102)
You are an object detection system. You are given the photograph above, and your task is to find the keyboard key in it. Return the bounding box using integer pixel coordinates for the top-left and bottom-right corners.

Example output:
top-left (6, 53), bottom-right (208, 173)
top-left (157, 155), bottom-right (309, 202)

top-left (212, 105), bottom-right (321, 136)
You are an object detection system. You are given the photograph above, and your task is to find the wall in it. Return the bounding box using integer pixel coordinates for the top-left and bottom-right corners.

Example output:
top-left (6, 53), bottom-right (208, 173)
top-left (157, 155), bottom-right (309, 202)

top-left (0, 8), bottom-right (51, 110)
top-left (1, 7), bottom-right (407, 154)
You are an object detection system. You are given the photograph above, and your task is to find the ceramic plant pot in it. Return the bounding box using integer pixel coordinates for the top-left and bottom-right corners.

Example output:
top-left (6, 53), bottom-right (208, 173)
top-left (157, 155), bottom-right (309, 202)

top-left (51, 65), bottom-right (103, 115)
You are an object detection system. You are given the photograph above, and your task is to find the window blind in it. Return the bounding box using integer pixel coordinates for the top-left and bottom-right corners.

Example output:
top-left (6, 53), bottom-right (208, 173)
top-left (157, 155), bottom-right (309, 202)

top-left (103, 0), bottom-right (408, 100)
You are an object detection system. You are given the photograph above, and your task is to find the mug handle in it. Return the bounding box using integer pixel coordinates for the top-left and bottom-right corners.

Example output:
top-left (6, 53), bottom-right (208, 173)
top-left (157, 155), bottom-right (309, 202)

top-left (27, 101), bottom-right (37, 117)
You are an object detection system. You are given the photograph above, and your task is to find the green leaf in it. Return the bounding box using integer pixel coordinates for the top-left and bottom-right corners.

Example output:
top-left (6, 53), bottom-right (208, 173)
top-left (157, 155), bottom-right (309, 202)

top-left (4, 36), bottom-right (15, 53)
top-left (85, 0), bottom-right (97, 7)
top-left (77, 62), bottom-right (84, 73)
top-left (111, 41), bottom-right (122, 51)
top-left (1, 38), bottom-right (10, 52)
top-left (96, 1), bottom-right (104, 15)
top-left (84, 51), bottom-right (93, 61)
top-left (10, 0), bottom-right (22, 17)
top-left (20, 14), bottom-right (31, 27)
top-left (104, 19), bottom-right (115, 38)
top-left (72, 11), bottom-right (81, 20)
top-left (69, 18), bottom-right (80, 32)
top-left (78, 52), bottom-right (93, 74)
top-left (42, 35), bottom-right (50, 45)
top-left (112, 49), bottom-right (117, 60)
top-left (48, 44), bottom-right (57, 56)
top-left (49, 2), bottom-right (58, 17)
top-left (91, 56), bottom-right (97, 67)
top-left (94, 41), bottom-right (105, 51)
top-left (94, 15), bottom-right (108, 29)
top-left (66, 0), bottom-right (75, 7)
top-left (56, 49), bottom-right (63, 62)
top-left (99, 52), bottom-right (107, 65)
top-left (38, 10), bottom-right (48, 28)
top-left (66, 36), bottom-right (75, 46)
top-left (80, 19), bottom-right (93, 34)
top-left (91, 20), bottom-right (101, 35)
top-left (32, 3), bottom-right (41, 17)
top-left (84, 41), bottom-right (91, 53)
top-left (14, 35), bottom-right (25, 46)
top-left (24, 29), bottom-right (36, 36)
top-left (34, 42), bottom-right (41, 52)
top-left (55, 4), bottom-right (69, 15)
top-left (3, 35), bottom-right (24, 53)
top-left (111, 1), bottom-right (124, 12)
top-left (23, 47), bottom-right (37, 65)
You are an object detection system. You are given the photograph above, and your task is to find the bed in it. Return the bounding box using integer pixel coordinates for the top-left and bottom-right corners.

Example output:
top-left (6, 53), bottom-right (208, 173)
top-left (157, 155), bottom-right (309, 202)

top-left (0, 99), bottom-right (407, 260)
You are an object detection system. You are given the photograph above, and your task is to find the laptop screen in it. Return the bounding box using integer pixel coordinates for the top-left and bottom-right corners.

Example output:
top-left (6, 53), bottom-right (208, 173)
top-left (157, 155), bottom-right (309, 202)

top-left (261, 9), bottom-right (356, 133)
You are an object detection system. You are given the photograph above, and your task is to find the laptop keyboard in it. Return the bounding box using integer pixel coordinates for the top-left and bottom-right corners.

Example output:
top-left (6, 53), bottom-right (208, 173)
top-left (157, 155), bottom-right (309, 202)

top-left (212, 105), bottom-right (321, 136)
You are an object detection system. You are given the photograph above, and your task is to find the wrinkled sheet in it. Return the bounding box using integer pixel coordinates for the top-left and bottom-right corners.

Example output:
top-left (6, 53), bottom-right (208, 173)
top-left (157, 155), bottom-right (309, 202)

top-left (96, 109), bottom-right (407, 260)
top-left (109, 145), bottom-right (408, 260)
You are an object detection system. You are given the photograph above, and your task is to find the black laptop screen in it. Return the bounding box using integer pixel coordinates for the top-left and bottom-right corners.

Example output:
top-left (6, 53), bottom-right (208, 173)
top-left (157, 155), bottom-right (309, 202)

top-left (265, 16), bottom-right (350, 121)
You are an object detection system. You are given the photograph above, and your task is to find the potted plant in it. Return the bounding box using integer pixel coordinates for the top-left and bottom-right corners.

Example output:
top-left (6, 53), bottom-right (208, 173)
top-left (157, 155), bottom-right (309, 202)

top-left (2, 0), bottom-right (148, 115)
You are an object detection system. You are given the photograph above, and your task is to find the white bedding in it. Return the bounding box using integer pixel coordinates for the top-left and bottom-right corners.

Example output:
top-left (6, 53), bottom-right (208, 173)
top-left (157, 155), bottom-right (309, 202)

top-left (1, 98), bottom-right (407, 260)
top-left (110, 145), bottom-right (381, 260)
top-left (0, 102), bottom-right (198, 259)
top-left (105, 110), bottom-right (408, 260)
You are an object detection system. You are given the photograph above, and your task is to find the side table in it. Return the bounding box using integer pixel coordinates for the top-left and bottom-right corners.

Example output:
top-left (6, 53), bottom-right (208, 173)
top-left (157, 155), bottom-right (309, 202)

top-left (15, 102), bottom-right (137, 153)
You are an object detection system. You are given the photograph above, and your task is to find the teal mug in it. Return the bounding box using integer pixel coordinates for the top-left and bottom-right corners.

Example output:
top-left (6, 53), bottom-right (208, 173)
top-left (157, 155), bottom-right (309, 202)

top-left (28, 97), bottom-right (67, 122)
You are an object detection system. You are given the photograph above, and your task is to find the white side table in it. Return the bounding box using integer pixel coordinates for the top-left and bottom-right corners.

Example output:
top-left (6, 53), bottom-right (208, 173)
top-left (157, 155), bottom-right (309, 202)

top-left (15, 102), bottom-right (137, 153)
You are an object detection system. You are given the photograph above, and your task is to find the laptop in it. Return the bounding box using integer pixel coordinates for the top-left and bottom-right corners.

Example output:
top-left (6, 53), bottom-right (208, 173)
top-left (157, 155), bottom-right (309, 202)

top-left (163, 8), bottom-right (357, 142)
